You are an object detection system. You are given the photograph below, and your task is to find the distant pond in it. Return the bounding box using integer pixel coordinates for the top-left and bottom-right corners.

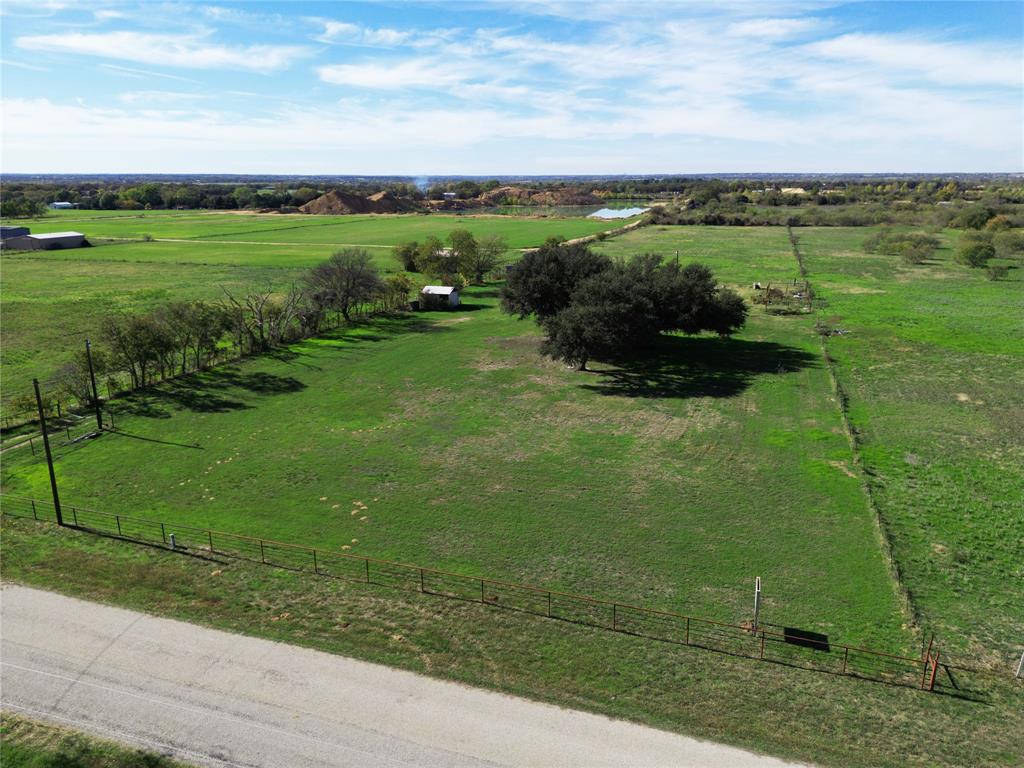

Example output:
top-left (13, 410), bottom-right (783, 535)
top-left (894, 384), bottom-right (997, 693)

top-left (587, 207), bottom-right (650, 219)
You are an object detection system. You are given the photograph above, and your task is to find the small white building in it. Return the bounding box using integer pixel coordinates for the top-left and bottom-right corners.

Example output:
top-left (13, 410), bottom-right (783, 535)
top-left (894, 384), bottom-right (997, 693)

top-left (48, 201), bottom-right (75, 209)
top-left (420, 285), bottom-right (460, 308)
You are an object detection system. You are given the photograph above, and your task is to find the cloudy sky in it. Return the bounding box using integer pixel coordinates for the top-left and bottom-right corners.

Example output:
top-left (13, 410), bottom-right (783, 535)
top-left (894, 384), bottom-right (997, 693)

top-left (1, 1), bottom-right (1021, 174)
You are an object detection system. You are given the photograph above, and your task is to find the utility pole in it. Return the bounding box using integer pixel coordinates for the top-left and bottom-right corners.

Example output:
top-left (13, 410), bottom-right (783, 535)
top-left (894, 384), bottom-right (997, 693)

top-left (85, 338), bottom-right (102, 430)
top-left (33, 379), bottom-right (64, 526)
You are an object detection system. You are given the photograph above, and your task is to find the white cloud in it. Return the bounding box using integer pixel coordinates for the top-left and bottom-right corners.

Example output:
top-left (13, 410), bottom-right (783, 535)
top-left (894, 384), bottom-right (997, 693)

top-left (16, 31), bottom-right (310, 73)
top-left (118, 90), bottom-right (206, 104)
top-left (805, 33), bottom-right (1023, 88)
top-left (727, 17), bottom-right (823, 40)
top-left (318, 59), bottom-right (471, 89)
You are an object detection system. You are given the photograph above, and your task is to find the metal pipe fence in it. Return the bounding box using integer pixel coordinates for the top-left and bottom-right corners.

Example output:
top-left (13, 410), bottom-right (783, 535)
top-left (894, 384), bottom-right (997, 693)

top-left (0, 492), bottom-right (1009, 696)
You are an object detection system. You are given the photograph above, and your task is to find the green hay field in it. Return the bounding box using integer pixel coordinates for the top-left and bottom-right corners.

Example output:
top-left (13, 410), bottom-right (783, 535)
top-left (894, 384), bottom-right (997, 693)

top-left (2, 221), bottom-right (1021, 767)
top-left (1, 225), bottom-right (913, 651)
top-left (1, 210), bottom-right (628, 403)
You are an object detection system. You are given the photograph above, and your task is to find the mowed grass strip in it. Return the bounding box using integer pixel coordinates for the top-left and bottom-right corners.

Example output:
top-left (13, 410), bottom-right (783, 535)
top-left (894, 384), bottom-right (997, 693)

top-left (3, 515), bottom-right (1021, 768)
top-left (21, 210), bottom-right (626, 248)
top-left (1, 263), bottom-right (910, 652)
top-left (797, 226), bottom-right (1024, 661)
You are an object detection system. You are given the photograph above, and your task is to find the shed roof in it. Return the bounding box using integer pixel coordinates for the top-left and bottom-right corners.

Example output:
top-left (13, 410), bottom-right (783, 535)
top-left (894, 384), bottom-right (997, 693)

top-left (29, 231), bottom-right (85, 240)
top-left (421, 285), bottom-right (457, 295)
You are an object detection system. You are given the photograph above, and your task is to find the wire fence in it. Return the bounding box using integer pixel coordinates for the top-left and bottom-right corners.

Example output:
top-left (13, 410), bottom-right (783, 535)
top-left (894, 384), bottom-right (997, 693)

top-left (0, 492), bottom-right (1010, 699)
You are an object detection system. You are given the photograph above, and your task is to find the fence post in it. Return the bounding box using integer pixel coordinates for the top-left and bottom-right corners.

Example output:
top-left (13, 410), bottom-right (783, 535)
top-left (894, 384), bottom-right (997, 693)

top-left (72, 507), bottom-right (78, 527)
top-left (30, 436), bottom-right (35, 456)
top-left (928, 652), bottom-right (940, 691)
top-left (31, 500), bottom-right (37, 520)
top-left (364, 558), bottom-right (370, 583)
top-left (759, 630), bottom-right (765, 659)
top-left (547, 591), bottom-right (552, 618)
top-left (208, 530), bottom-right (214, 553)
top-left (685, 617), bottom-right (690, 645)
top-left (115, 515), bottom-right (122, 535)
top-left (480, 579), bottom-right (485, 603)
top-left (259, 539), bottom-right (266, 564)
top-left (312, 549), bottom-right (318, 575)
top-left (419, 568), bottom-right (425, 592)
top-left (842, 647), bottom-right (849, 674)
top-left (161, 522), bottom-right (167, 545)
top-left (612, 603), bottom-right (617, 631)
top-left (66, 426), bottom-right (71, 440)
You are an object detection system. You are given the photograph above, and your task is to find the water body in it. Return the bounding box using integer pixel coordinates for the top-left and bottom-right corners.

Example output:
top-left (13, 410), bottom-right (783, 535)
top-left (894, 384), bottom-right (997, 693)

top-left (588, 207), bottom-right (649, 219)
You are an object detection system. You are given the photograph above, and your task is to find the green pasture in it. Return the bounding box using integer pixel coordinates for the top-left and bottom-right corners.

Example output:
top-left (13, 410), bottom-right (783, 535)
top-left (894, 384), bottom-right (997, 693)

top-left (19, 210), bottom-right (625, 248)
top-left (1, 278), bottom-right (909, 652)
top-left (0, 212), bottom-right (624, 403)
top-left (797, 227), bottom-right (1024, 660)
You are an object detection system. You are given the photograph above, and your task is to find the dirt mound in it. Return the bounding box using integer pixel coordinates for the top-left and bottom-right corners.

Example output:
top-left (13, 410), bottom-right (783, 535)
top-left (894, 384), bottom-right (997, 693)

top-left (300, 189), bottom-right (418, 215)
top-left (474, 186), bottom-right (602, 207)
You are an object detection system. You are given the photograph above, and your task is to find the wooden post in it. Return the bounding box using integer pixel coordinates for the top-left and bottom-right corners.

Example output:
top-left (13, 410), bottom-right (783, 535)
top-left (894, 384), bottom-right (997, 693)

top-left (479, 580), bottom-right (485, 603)
top-left (547, 591), bottom-right (552, 617)
top-left (419, 568), bottom-right (425, 592)
top-left (842, 647), bottom-right (849, 674)
top-left (685, 617), bottom-right (690, 645)
top-left (161, 522), bottom-right (166, 544)
top-left (31, 500), bottom-right (37, 520)
top-left (312, 549), bottom-right (318, 574)
top-left (259, 539), bottom-right (266, 563)
top-left (208, 530), bottom-right (214, 552)
top-left (116, 515), bottom-right (122, 535)
top-left (612, 603), bottom-right (617, 631)
top-left (364, 558), bottom-right (370, 583)
top-left (33, 379), bottom-right (63, 527)
top-left (759, 630), bottom-right (765, 659)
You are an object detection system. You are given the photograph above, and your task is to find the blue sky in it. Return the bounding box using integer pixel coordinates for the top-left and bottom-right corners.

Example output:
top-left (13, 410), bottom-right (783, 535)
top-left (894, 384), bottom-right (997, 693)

top-left (1, 1), bottom-right (1021, 174)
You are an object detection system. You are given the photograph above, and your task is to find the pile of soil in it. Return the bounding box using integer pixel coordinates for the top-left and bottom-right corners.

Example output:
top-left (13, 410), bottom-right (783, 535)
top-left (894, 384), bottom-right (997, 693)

top-left (474, 186), bottom-right (601, 207)
top-left (300, 190), bottom-right (418, 215)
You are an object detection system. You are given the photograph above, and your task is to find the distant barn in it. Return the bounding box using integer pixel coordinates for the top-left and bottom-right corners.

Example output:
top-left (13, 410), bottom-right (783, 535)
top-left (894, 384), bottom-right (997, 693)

top-left (0, 231), bottom-right (87, 250)
top-left (420, 285), bottom-right (460, 309)
top-left (48, 201), bottom-right (75, 209)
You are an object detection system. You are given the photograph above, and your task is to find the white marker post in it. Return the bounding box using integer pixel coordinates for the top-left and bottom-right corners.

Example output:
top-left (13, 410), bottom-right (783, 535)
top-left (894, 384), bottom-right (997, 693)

top-left (1016, 649), bottom-right (1023, 679)
top-left (753, 576), bottom-right (762, 633)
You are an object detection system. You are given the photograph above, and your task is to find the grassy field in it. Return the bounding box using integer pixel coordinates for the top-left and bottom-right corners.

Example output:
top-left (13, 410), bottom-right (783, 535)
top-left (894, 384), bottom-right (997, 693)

top-left (1, 210), bottom-right (628, 405)
top-left (595, 225), bottom-right (1024, 662)
top-left (796, 227), bottom-right (1024, 661)
top-left (1, 711), bottom-right (188, 767)
top-left (2, 222), bottom-right (1021, 766)
top-left (3, 515), bottom-right (1021, 768)
top-left (17, 210), bottom-right (624, 248)
top-left (0, 276), bottom-right (909, 649)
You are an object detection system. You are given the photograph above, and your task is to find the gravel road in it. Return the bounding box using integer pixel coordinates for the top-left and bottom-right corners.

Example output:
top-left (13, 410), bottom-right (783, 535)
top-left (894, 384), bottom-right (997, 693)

top-left (1, 584), bottom-right (804, 767)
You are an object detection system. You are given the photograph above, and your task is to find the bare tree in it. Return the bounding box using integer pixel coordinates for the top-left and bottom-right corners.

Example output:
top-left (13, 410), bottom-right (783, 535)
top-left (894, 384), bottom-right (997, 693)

top-left (305, 249), bottom-right (383, 322)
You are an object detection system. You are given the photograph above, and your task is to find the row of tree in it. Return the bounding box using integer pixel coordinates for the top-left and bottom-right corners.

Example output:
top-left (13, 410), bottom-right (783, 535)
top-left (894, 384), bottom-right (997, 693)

top-left (393, 229), bottom-right (508, 285)
top-left (501, 239), bottom-right (747, 370)
top-left (51, 249), bottom-right (412, 406)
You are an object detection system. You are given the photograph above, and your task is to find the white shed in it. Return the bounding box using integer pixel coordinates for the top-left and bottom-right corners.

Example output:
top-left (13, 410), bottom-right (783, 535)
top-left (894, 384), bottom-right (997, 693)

top-left (48, 201), bottom-right (75, 209)
top-left (420, 285), bottom-right (460, 308)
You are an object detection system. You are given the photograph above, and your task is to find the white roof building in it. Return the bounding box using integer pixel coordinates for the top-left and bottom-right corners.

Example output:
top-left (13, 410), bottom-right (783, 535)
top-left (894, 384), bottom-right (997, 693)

top-left (420, 285), bottom-right (460, 307)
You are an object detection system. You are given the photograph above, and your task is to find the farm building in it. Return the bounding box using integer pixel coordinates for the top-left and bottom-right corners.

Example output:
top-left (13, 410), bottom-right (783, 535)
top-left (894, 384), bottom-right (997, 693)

top-left (420, 285), bottom-right (460, 309)
top-left (48, 201), bottom-right (76, 209)
top-left (0, 226), bottom-right (30, 240)
top-left (0, 231), bottom-right (87, 250)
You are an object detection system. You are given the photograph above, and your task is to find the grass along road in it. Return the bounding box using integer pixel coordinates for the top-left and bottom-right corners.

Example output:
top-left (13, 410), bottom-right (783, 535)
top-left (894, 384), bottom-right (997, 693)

top-left (3, 517), bottom-right (1021, 768)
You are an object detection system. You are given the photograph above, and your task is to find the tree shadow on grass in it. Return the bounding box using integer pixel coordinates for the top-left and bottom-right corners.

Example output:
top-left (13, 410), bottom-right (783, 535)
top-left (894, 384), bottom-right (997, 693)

top-left (580, 335), bottom-right (819, 400)
top-left (116, 368), bottom-right (306, 419)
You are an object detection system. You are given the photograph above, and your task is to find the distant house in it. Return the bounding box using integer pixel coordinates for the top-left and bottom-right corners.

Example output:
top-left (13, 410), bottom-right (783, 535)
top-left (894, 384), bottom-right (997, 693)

top-left (1, 231), bottom-right (87, 250)
top-left (48, 201), bottom-right (75, 209)
top-left (420, 285), bottom-right (460, 309)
